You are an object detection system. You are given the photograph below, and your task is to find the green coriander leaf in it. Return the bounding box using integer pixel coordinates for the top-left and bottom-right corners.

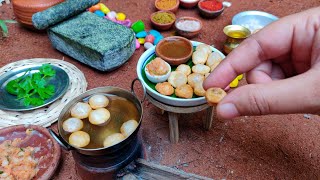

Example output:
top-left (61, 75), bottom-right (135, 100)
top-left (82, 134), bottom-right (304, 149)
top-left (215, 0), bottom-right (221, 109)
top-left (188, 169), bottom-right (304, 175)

top-left (5, 80), bottom-right (19, 95)
top-left (40, 64), bottom-right (56, 77)
top-left (0, 170), bottom-right (3, 174)
top-left (30, 97), bottom-right (44, 106)
top-left (45, 85), bottom-right (55, 96)
top-left (35, 78), bottom-right (46, 88)
top-left (23, 96), bottom-right (32, 106)
top-left (36, 87), bottom-right (50, 100)
top-left (0, 20), bottom-right (8, 37)
top-left (3, 20), bottom-right (17, 24)
top-left (32, 73), bottom-right (42, 82)
top-left (19, 76), bottom-right (34, 93)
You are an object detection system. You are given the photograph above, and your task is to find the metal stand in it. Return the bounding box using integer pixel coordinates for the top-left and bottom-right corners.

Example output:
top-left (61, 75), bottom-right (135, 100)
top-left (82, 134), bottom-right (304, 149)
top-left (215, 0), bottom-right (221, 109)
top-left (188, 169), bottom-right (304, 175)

top-left (146, 94), bottom-right (214, 143)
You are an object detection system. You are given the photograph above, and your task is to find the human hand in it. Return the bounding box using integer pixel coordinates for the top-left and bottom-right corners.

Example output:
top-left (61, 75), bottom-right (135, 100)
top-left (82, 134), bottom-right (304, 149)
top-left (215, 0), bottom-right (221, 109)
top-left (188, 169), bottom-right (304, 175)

top-left (203, 7), bottom-right (320, 119)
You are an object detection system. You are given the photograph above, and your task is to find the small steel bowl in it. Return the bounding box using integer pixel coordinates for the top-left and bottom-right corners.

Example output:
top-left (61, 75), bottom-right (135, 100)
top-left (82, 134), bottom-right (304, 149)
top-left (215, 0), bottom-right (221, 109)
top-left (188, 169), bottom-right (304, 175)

top-left (232, 11), bottom-right (279, 33)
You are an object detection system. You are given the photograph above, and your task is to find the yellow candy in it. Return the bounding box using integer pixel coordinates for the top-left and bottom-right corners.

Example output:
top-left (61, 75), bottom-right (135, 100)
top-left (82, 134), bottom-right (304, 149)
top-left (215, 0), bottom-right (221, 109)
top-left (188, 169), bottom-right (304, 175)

top-left (138, 38), bottom-right (145, 44)
top-left (100, 3), bottom-right (110, 14)
top-left (230, 78), bottom-right (239, 88)
top-left (237, 74), bottom-right (244, 80)
top-left (116, 12), bottom-right (126, 21)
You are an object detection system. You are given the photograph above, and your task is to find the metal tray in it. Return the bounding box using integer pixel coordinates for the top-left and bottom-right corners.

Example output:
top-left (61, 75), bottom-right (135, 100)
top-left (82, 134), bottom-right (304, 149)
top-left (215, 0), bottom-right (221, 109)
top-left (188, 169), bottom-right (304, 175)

top-left (0, 64), bottom-right (69, 111)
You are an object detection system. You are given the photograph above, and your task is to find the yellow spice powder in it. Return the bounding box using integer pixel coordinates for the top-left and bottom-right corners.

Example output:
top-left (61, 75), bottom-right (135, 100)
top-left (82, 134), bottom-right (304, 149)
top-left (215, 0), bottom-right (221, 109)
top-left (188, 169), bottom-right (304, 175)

top-left (156, 0), bottom-right (177, 10)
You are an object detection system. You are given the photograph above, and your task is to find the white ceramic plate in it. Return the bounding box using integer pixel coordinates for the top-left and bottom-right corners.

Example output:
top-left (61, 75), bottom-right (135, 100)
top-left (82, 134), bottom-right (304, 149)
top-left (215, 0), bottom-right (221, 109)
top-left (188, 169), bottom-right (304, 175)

top-left (137, 41), bottom-right (225, 107)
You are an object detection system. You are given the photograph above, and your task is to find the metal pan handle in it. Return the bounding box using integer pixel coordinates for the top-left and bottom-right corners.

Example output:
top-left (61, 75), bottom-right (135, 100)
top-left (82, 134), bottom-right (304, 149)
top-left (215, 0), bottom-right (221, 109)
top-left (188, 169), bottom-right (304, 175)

top-left (48, 128), bottom-right (73, 151)
top-left (131, 78), bottom-right (146, 104)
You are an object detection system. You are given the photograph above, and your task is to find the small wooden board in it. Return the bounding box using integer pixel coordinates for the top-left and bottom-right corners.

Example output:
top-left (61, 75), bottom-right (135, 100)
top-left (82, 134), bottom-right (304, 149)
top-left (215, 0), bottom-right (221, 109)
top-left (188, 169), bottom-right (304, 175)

top-left (119, 159), bottom-right (213, 180)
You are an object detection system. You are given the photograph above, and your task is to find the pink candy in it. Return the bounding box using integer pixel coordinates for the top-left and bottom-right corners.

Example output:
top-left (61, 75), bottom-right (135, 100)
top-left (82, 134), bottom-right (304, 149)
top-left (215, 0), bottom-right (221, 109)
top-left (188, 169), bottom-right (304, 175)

top-left (135, 39), bottom-right (140, 49)
top-left (145, 35), bottom-right (155, 44)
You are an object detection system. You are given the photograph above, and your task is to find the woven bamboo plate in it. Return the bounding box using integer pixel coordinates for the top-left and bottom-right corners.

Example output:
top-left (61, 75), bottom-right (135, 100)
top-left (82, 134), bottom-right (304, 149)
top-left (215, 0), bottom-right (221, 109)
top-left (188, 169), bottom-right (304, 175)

top-left (0, 58), bottom-right (87, 128)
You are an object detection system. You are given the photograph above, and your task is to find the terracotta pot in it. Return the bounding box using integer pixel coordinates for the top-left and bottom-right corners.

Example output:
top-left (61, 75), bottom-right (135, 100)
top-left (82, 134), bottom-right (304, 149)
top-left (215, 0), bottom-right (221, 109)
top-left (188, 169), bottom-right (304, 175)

top-left (155, 36), bottom-right (193, 65)
top-left (150, 11), bottom-right (176, 31)
top-left (12, 0), bottom-right (65, 29)
top-left (0, 125), bottom-right (61, 180)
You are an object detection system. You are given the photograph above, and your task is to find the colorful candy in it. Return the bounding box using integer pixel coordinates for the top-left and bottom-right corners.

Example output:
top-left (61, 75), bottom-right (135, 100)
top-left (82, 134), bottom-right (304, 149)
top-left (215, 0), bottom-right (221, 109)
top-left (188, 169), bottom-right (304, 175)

top-left (144, 42), bottom-right (154, 50)
top-left (138, 38), bottom-right (145, 44)
top-left (131, 20), bottom-right (145, 33)
top-left (94, 10), bottom-right (105, 17)
top-left (135, 39), bottom-right (140, 49)
top-left (116, 12), bottom-right (126, 21)
top-left (89, 3), bottom-right (101, 12)
top-left (154, 35), bottom-right (164, 45)
top-left (100, 3), bottom-right (110, 14)
top-left (237, 74), bottom-right (244, 80)
top-left (229, 78), bottom-right (239, 88)
top-left (136, 31), bottom-right (148, 38)
top-left (145, 35), bottom-right (155, 44)
top-left (149, 29), bottom-right (161, 37)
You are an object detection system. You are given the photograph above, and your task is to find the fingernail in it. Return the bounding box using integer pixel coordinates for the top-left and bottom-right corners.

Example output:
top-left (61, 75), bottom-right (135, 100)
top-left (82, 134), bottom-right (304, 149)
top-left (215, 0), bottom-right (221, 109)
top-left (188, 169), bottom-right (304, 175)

top-left (218, 103), bottom-right (240, 119)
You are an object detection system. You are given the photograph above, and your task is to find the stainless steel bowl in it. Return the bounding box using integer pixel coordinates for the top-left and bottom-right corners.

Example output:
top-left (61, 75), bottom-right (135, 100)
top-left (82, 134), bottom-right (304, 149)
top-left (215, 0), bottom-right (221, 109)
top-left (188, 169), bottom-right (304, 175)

top-left (232, 11), bottom-right (279, 33)
top-left (49, 79), bottom-right (146, 156)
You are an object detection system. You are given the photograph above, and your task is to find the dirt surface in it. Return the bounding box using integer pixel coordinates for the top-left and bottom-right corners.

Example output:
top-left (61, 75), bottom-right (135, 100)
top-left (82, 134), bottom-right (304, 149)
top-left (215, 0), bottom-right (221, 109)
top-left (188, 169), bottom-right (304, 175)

top-left (1, 0), bottom-right (320, 179)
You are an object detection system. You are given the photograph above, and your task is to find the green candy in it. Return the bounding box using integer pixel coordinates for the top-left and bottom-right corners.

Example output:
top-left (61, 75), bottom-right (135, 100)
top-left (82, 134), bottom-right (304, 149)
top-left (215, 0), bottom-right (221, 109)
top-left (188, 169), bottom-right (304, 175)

top-left (131, 20), bottom-right (145, 33)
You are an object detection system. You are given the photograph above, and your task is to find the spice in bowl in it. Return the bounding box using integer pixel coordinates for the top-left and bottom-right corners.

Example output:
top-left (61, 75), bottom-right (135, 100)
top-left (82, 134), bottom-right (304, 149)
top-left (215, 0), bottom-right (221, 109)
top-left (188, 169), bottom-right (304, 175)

top-left (175, 17), bottom-right (202, 38)
top-left (150, 11), bottom-right (176, 30)
top-left (199, 0), bottom-right (223, 11)
top-left (152, 11), bottom-right (175, 24)
top-left (155, 0), bottom-right (179, 12)
top-left (176, 19), bottom-right (201, 32)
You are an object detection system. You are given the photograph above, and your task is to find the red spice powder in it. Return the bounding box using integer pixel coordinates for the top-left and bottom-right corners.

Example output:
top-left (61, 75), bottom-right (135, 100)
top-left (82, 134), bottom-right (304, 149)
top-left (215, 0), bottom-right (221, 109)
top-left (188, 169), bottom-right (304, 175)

top-left (199, 0), bottom-right (223, 11)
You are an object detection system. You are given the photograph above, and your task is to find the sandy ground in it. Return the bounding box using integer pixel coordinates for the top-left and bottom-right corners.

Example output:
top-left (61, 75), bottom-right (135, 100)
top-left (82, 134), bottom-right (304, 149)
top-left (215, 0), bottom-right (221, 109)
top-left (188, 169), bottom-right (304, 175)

top-left (1, 0), bottom-right (320, 179)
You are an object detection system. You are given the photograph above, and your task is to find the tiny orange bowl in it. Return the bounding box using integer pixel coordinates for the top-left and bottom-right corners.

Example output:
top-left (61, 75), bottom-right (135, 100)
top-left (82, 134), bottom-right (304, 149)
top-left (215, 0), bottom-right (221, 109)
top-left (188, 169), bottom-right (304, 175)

top-left (155, 36), bottom-right (193, 66)
top-left (155, 0), bottom-right (180, 13)
top-left (175, 16), bottom-right (203, 39)
top-left (197, 0), bottom-right (224, 19)
top-left (179, 0), bottom-right (200, 8)
top-left (150, 11), bottom-right (176, 31)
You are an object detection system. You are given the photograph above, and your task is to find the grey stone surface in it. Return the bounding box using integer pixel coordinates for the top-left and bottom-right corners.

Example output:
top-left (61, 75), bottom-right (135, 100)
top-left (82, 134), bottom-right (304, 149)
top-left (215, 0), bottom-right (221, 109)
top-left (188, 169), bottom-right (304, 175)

top-left (32, 0), bottom-right (99, 30)
top-left (48, 12), bottom-right (136, 72)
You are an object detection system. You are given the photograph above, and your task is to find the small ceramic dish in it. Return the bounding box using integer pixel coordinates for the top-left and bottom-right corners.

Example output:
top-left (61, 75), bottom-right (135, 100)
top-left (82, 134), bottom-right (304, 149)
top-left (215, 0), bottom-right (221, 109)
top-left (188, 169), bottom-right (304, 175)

top-left (179, 0), bottom-right (200, 8)
top-left (155, 0), bottom-right (180, 13)
top-left (150, 11), bottom-right (176, 31)
top-left (175, 16), bottom-right (202, 39)
top-left (145, 60), bottom-right (171, 83)
top-left (0, 125), bottom-right (61, 180)
top-left (155, 36), bottom-right (193, 65)
top-left (197, 0), bottom-right (224, 19)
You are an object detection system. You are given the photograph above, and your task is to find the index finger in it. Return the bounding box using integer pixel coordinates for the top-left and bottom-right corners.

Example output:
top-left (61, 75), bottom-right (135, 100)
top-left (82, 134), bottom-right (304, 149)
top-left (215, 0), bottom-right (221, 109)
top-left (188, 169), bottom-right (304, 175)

top-left (203, 14), bottom-right (295, 89)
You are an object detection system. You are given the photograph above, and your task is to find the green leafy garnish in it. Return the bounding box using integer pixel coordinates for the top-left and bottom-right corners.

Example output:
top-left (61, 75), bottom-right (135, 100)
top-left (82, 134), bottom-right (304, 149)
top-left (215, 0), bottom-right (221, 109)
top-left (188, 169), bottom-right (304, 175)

top-left (5, 64), bottom-right (56, 107)
top-left (0, 170), bottom-right (3, 174)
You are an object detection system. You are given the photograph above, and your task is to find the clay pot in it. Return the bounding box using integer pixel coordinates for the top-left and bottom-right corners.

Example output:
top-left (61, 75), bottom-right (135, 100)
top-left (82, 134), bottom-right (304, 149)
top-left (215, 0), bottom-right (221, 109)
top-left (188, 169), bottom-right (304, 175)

top-left (155, 36), bottom-right (193, 65)
top-left (150, 11), bottom-right (176, 31)
top-left (0, 125), bottom-right (61, 180)
top-left (12, 0), bottom-right (64, 29)
top-left (154, 0), bottom-right (179, 13)
top-left (175, 16), bottom-right (203, 39)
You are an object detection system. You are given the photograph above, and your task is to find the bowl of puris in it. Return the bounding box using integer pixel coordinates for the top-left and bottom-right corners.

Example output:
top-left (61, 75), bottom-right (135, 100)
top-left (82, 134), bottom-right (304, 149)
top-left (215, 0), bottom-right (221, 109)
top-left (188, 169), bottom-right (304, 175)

top-left (137, 41), bottom-right (225, 107)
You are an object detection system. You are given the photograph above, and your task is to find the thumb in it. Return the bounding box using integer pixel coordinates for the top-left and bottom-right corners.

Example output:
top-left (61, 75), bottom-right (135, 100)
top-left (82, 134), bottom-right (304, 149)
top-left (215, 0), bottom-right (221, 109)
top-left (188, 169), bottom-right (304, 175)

top-left (216, 69), bottom-right (320, 119)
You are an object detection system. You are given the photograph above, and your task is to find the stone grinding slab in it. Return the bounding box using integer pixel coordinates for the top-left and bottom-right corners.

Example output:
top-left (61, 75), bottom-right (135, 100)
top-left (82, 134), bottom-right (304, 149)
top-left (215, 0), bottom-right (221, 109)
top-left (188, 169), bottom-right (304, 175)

top-left (32, 0), bottom-right (99, 30)
top-left (48, 12), bottom-right (136, 71)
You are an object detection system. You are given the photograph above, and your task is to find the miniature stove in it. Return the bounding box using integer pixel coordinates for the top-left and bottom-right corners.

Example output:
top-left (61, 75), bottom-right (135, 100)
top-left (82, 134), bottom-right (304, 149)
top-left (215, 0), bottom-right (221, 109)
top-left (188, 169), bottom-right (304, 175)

top-left (72, 134), bottom-right (143, 180)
